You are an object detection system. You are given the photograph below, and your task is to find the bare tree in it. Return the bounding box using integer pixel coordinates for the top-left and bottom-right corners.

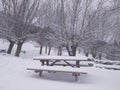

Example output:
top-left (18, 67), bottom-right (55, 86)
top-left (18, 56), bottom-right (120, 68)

top-left (0, 0), bottom-right (40, 56)
top-left (106, 0), bottom-right (120, 45)
top-left (53, 0), bottom-right (94, 56)
top-left (0, 10), bottom-right (16, 54)
top-left (34, 0), bottom-right (57, 55)
top-left (81, 0), bottom-right (120, 59)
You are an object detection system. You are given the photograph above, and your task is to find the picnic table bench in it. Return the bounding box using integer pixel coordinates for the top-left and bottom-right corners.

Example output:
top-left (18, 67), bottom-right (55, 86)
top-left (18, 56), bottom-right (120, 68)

top-left (27, 56), bottom-right (90, 81)
top-left (27, 66), bottom-right (87, 81)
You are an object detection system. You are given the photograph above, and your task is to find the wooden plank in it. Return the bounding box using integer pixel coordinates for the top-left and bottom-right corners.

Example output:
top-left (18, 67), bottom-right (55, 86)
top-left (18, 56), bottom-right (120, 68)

top-left (63, 60), bottom-right (74, 67)
top-left (49, 60), bottom-right (60, 66)
top-left (27, 67), bottom-right (87, 81)
top-left (43, 63), bottom-right (93, 67)
top-left (34, 58), bottom-right (89, 61)
top-left (26, 68), bottom-right (87, 74)
top-left (33, 56), bottom-right (88, 61)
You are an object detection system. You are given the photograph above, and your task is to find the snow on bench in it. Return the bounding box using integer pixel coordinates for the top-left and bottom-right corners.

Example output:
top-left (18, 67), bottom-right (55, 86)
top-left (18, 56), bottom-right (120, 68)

top-left (27, 66), bottom-right (87, 81)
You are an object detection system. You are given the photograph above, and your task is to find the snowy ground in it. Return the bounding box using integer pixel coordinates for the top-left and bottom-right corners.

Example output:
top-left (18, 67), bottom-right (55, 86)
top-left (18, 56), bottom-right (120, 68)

top-left (0, 39), bottom-right (120, 90)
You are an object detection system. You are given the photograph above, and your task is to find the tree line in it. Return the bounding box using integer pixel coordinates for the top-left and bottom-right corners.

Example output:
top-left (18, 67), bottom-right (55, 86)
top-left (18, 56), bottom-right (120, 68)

top-left (0, 0), bottom-right (120, 59)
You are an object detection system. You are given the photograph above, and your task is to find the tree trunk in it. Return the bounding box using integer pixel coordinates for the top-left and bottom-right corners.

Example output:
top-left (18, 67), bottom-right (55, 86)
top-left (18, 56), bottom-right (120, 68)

top-left (45, 46), bottom-right (47, 53)
top-left (39, 45), bottom-right (43, 54)
top-left (92, 53), bottom-right (96, 58)
top-left (59, 47), bottom-right (62, 56)
top-left (71, 45), bottom-right (77, 56)
top-left (85, 53), bottom-right (89, 57)
top-left (15, 42), bottom-right (23, 57)
top-left (78, 48), bottom-right (81, 54)
top-left (57, 49), bottom-right (59, 56)
top-left (57, 46), bottom-right (62, 56)
top-left (48, 47), bottom-right (52, 55)
top-left (7, 41), bottom-right (14, 54)
top-left (66, 45), bottom-right (77, 56)
top-left (98, 53), bottom-right (102, 60)
top-left (91, 50), bottom-right (97, 58)
top-left (66, 46), bottom-right (72, 56)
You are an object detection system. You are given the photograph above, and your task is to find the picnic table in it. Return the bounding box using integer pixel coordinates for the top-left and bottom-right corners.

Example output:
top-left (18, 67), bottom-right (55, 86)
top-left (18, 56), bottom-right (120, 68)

top-left (27, 55), bottom-right (89, 81)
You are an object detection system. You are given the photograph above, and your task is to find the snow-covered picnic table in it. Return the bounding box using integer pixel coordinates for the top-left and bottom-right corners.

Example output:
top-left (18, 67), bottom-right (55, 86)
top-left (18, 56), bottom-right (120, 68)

top-left (33, 55), bottom-right (89, 67)
top-left (27, 55), bottom-right (90, 81)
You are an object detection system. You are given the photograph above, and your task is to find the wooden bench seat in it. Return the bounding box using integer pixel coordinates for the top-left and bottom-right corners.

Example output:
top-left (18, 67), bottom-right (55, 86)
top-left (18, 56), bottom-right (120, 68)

top-left (27, 66), bottom-right (87, 81)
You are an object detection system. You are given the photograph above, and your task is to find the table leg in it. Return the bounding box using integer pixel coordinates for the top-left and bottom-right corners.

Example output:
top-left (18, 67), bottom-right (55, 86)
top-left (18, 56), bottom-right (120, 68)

top-left (39, 71), bottom-right (43, 76)
top-left (50, 60), bottom-right (60, 66)
top-left (64, 60), bottom-right (74, 67)
top-left (40, 61), bottom-right (45, 66)
top-left (72, 73), bottom-right (79, 81)
top-left (46, 60), bottom-right (49, 66)
top-left (76, 61), bottom-right (80, 68)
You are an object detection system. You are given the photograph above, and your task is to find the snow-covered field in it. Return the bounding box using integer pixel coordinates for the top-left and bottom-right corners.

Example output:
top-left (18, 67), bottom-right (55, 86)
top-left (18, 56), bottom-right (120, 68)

top-left (0, 39), bottom-right (120, 90)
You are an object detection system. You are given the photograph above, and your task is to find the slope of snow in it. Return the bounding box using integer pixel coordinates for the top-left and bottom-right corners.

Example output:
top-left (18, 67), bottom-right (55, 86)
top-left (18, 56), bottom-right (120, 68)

top-left (0, 40), bottom-right (120, 90)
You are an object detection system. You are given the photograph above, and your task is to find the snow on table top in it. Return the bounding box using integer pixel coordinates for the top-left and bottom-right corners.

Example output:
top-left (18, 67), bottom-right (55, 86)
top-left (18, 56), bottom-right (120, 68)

top-left (33, 55), bottom-right (88, 61)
